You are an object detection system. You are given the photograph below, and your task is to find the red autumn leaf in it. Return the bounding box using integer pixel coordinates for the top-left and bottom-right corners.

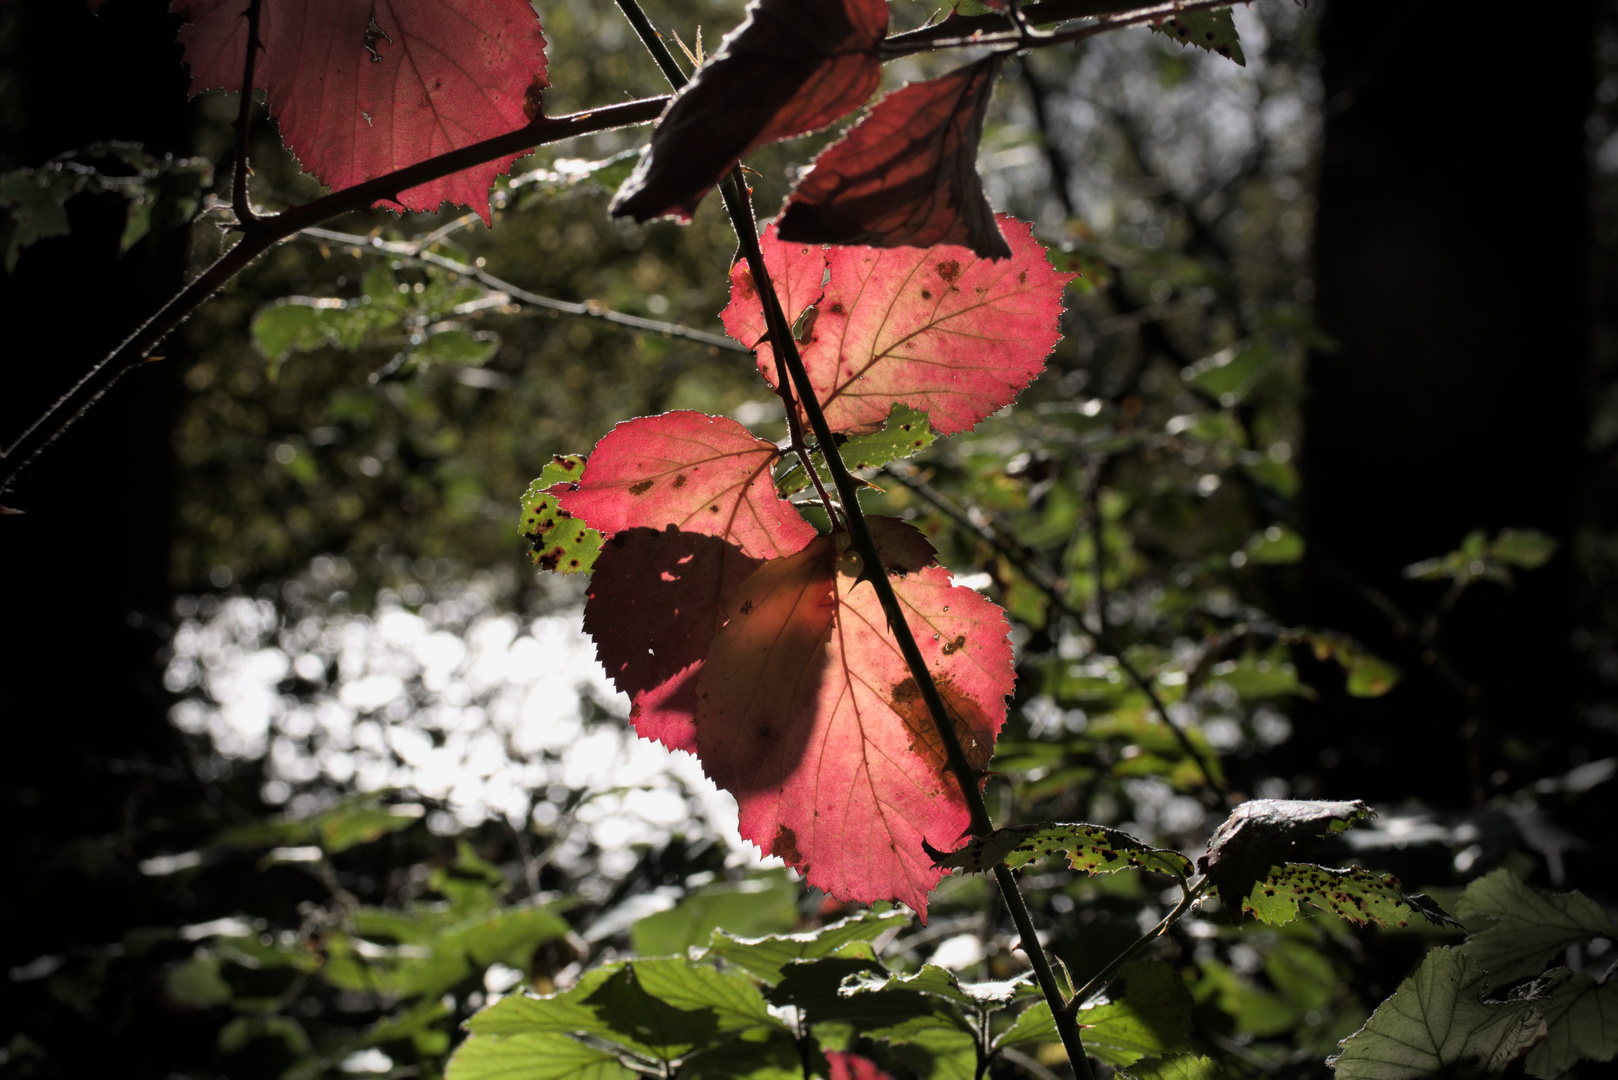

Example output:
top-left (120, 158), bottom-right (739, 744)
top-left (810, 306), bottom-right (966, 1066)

top-left (825, 1051), bottom-right (898, 1080)
top-left (776, 55), bottom-right (1010, 259)
top-left (720, 221), bottom-right (828, 355)
top-left (172, 0), bottom-right (546, 222)
top-left (695, 518), bottom-right (1013, 921)
top-left (731, 215), bottom-right (1075, 436)
top-left (610, 0), bottom-right (887, 224)
top-left (560, 412), bottom-right (816, 752)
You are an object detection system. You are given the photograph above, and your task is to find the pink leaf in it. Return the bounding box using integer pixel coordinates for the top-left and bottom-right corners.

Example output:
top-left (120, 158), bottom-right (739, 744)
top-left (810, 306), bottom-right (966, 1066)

top-left (825, 1052), bottom-right (898, 1080)
top-left (557, 412), bottom-right (813, 557)
top-left (172, 0), bottom-right (546, 222)
top-left (776, 55), bottom-right (1010, 259)
top-left (729, 215), bottom-right (1075, 436)
top-left (696, 518), bottom-right (1013, 921)
top-left (562, 412), bottom-right (816, 752)
top-left (610, 0), bottom-right (887, 223)
top-left (720, 221), bottom-right (827, 356)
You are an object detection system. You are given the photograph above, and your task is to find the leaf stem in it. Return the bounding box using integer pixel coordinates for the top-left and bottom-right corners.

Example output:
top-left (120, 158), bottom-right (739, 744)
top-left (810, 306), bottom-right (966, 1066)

top-left (232, 0), bottom-right (265, 227)
top-left (1064, 875), bottom-right (1203, 1013)
top-left (0, 97), bottom-right (667, 501)
top-left (611, 0), bottom-right (1093, 1073)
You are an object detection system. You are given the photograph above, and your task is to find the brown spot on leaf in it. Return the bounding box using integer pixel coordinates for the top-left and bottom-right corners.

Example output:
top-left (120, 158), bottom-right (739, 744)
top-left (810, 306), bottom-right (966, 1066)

top-left (628, 479), bottom-right (654, 496)
top-left (672, 472), bottom-right (688, 489)
top-left (772, 824), bottom-right (803, 865)
top-left (1018, 270), bottom-right (1027, 284)
top-left (921, 289), bottom-right (932, 300)
top-left (941, 634), bottom-right (967, 655)
top-left (828, 302), bottom-right (845, 314)
top-left (522, 75), bottom-right (545, 121)
top-left (735, 268), bottom-right (756, 298)
top-left (936, 259), bottom-right (961, 282)
top-left (890, 674), bottom-right (995, 780)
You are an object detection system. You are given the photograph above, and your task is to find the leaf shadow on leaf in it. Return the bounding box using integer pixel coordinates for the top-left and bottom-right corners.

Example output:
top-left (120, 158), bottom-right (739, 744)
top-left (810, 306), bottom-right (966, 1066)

top-left (584, 526), bottom-right (765, 756)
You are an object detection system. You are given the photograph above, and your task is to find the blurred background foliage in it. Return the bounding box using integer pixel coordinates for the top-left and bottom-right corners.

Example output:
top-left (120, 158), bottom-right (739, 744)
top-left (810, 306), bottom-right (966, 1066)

top-left (2, 0), bottom-right (1617, 1078)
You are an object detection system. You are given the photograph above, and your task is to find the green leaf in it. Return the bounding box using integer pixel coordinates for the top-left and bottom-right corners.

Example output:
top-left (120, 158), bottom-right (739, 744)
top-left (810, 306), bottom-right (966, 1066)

top-left (1205, 647), bottom-right (1311, 700)
top-left (447, 1031), bottom-right (635, 1080)
top-left (1121, 1055), bottom-right (1237, 1080)
top-left (316, 800), bottom-right (423, 852)
top-left (842, 965), bottom-right (979, 1012)
top-left (776, 406), bottom-right (936, 497)
top-left (519, 455), bottom-right (603, 575)
top-left (467, 968), bottom-right (623, 1040)
top-left (581, 964), bottom-right (724, 1061)
top-left (704, 911), bottom-right (910, 985)
top-left (1081, 963), bottom-right (1196, 1067)
top-left (1241, 525), bottom-right (1304, 566)
top-left (416, 327), bottom-right (498, 366)
top-left (631, 874), bottom-right (799, 956)
top-left (676, 1030), bottom-right (804, 1080)
top-left (166, 956), bottom-right (233, 1008)
top-left (1489, 528), bottom-right (1556, 568)
top-left (926, 821), bottom-right (1193, 880)
top-left (767, 955), bottom-right (890, 1015)
top-left (1151, 8), bottom-right (1246, 66)
top-left (1301, 631), bottom-right (1401, 698)
top-left (1524, 971), bottom-right (1618, 1078)
top-left (0, 165), bottom-right (83, 271)
top-left (1328, 948), bottom-right (1549, 1079)
top-left (997, 963), bottom-right (1193, 1067)
top-left (1456, 869), bottom-right (1617, 991)
top-left (1181, 341), bottom-right (1269, 402)
top-left (1241, 863), bottom-right (1459, 930)
top-left (627, 959), bottom-right (783, 1037)
top-left (1199, 799), bottom-right (1373, 915)
top-left (864, 1005), bottom-right (979, 1080)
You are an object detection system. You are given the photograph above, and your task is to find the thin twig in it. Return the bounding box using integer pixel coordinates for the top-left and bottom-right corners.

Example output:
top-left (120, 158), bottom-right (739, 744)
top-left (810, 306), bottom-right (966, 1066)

top-left (1066, 875), bottom-right (1201, 1011)
top-left (298, 226), bottom-right (746, 352)
top-left (0, 96), bottom-right (668, 501)
top-left (883, 0), bottom-right (1261, 57)
top-left (232, 0), bottom-right (265, 226)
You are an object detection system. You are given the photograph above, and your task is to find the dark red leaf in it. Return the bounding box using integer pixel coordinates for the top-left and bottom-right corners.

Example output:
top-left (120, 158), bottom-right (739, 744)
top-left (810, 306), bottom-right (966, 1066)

top-left (776, 55), bottom-right (1010, 260)
top-left (610, 0), bottom-right (887, 224)
top-left (560, 412), bottom-right (816, 752)
top-left (173, 0), bottom-right (546, 222)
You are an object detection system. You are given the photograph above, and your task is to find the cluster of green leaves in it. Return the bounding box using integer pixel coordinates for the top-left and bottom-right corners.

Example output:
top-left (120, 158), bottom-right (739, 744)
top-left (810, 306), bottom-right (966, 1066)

top-left (161, 797), bottom-right (573, 1079)
top-left (449, 909), bottom-right (1214, 1080)
top-left (1331, 869), bottom-right (1618, 1078)
top-left (0, 141), bottom-right (212, 270)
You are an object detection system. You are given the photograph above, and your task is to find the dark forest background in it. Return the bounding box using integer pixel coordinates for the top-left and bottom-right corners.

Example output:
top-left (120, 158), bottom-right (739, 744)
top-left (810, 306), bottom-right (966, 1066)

top-left (2, 0), bottom-right (1615, 1077)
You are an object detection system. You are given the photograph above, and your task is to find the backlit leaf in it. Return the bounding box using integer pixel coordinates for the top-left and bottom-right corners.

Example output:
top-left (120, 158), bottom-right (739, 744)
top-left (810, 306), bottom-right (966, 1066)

top-left (173, 0), bottom-right (547, 221)
top-left (695, 518), bottom-right (1013, 920)
top-left (776, 55), bottom-right (1010, 259)
top-left (1524, 971), bottom-right (1618, 1078)
top-left (927, 821), bottom-right (1192, 880)
top-left (561, 413), bottom-right (816, 753)
top-left (448, 1030), bottom-right (634, 1080)
top-left (558, 412), bottom-right (812, 557)
top-left (997, 963), bottom-right (1193, 1066)
top-left (611, 0), bottom-right (887, 223)
top-left (1456, 869), bottom-right (1617, 991)
top-left (519, 455), bottom-right (602, 576)
top-left (732, 216), bottom-right (1074, 436)
top-left (1121, 1056), bottom-right (1237, 1080)
top-left (1198, 799), bottom-right (1374, 915)
top-left (1151, 9), bottom-right (1246, 66)
top-left (704, 911), bottom-right (910, 985)
top-left (1328, 948), bottom-right (1549, 1079)
top-left (1241, 863), bottom-right (1458, 930)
